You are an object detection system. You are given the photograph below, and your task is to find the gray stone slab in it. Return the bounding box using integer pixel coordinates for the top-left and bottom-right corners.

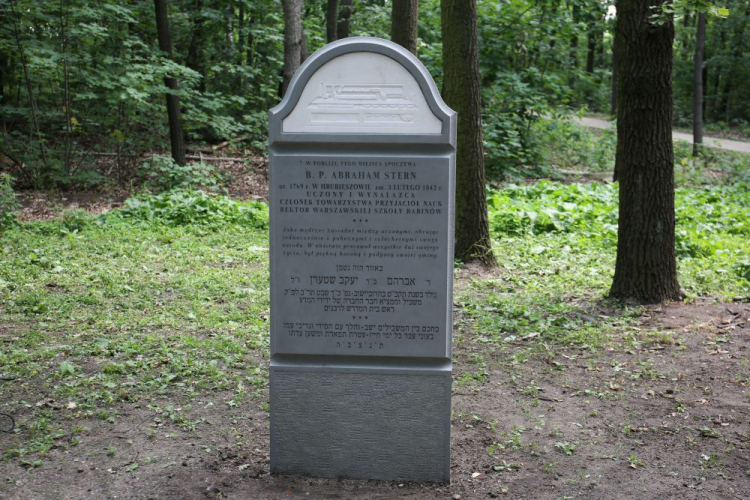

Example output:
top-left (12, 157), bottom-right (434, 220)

top-left (268, 37), bottom-right (456, 483)
top-left (270, 365), bottom-right (451, 482)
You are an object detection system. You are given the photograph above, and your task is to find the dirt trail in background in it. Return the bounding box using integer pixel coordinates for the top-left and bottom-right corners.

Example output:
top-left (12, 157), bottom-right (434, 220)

top-left (578, 116), bottom-right (750, 154)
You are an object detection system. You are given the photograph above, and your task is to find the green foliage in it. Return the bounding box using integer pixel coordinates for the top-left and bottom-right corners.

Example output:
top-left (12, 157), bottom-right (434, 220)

top-left (673, 0), bottom-right (750, 131)
top-left (105, 189), bottom-right (268, 229)
top-left (0, 173), bottom-right (19, 229)
top-left (139, 156), bottom-right (226, 192)
top-left (487, 180), bottom-right (749, 298)
top-left (488, 181), bottom-right (618, 239)
top-left (60, 208), bottom-right (93, 233)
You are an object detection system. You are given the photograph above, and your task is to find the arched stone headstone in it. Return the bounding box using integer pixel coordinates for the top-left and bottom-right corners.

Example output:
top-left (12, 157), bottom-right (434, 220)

top-left (269, 37), bottom-right (455, 482)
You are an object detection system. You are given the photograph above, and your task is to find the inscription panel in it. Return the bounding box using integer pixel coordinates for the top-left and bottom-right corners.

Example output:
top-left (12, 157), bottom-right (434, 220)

top-left (271, 154), bottom-right (451, 358)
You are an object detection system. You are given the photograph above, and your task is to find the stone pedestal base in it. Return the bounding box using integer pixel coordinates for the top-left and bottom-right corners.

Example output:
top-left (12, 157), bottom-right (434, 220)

top-left (270, 361), bottom-right (451, 482)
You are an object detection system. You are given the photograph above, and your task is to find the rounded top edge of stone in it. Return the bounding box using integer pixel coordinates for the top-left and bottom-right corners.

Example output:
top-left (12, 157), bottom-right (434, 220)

top-left (269, 36), bottom-right (455, 129)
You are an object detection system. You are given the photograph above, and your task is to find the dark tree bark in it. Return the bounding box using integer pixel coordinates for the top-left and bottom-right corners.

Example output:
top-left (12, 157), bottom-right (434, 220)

top-left (326, 0), bottom-right (338, 43)
top-left (337, 0), bottom-right (353, 39)
top-left (611, 2), bottom-right (619, 181)
top-left (154, 0), bottom-right (185, 166)
top-left (569, 3), bottom-right (580, 75)
top-left (609, 0), bottom-right (681, 304)
top-left (586, 30), bottom-right (596, 74)
top-left (391, 0), bottom-right (418, 55)
top-left (238, 1), bottom-right (245, 66)
top-left (721, 3), bottom-right (750, 123)
top-left (441, 0), bottom-right (496, 266)
top-left (707, 28), bottom-right (725, 120)
top-left (693, 13), bottom-right (706, 157)
top-left (186, 0), bottom-right (206, 93)
top-left (281, 0), bottom-right (303, 97)
top-left (300, 0), bottom-right (310, 64)
top-left (611, 27), bottom-right (618, 117)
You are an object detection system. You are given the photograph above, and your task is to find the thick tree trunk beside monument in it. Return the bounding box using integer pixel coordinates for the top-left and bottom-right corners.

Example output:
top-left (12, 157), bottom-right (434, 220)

top-left (153, 0), bottom-right (185, 166)
top-left (281, 0), bottom-right (303, 97)
top-left (441, 0), bottom-right (496, 266)
top-left (391, 0), bottom-right (418, 55)
top-left (609, 0), bottom-right (681, 303)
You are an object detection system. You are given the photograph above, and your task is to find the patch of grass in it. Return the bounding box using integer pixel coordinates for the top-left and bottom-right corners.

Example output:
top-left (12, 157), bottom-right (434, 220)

top-left (0, 209), bottom-right (270, 464)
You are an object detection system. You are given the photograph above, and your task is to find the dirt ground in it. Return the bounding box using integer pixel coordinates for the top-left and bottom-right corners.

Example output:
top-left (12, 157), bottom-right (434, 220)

top-left (14, 153), bottom-right (269, 222)
top-left (2, 163), bottom-right (750, 499)
top-left (1, 290), bottom-right (748, 499)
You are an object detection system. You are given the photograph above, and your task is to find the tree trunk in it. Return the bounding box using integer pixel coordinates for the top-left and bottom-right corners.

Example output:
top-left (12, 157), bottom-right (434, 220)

top-left (721, 3), bottom-right (750, 123)
top-left (707, 28), bottom-right (725, 121)
top-left (391, 0), bottom-right (418, 55)
top-left (586, 30), bottom-right (596, 74)
top-left (326, 0), bottom-right (338, 43)
top-left (337, 0), bottom-right (353, 39)
top-left (281, 0), bottom-right (303, 97)
top-left (186, 0), bottom-right (206, 93)
top-left (154, 0), bottom-right (185, 166)
top-left (609, 0), bottom-right (681, 304)
top-left (441, 0), bottom-right (496, 266)
top-left (300, 0), bottom-right (309, 63)
top-left (238, 1), bottom-right (245, 66)
top-left (693, 13), bottom-right (706, 157)
top-left (569, 3), bottom-right (580, 74)
top-left (610, 14), bottom-right (618, 117)
top-left (611, 3), bottom-right (619, 181)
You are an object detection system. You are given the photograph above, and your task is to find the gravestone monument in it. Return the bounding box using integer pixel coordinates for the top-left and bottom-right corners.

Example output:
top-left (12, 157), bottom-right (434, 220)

top-left (269, 37), bottom-right (456, 482)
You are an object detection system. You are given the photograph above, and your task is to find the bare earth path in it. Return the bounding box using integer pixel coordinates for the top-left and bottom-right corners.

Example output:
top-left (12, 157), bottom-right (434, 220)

top-left (577, 116), bottom-right (750, 154)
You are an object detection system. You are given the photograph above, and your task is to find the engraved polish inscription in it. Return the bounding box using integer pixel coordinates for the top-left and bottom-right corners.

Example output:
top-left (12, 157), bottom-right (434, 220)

top-left (272, 155), bottom-right (450, 358)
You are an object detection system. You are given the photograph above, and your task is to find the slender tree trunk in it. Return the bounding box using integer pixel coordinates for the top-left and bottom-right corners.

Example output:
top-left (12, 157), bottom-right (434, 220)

top-left (281, 0), bottom-right (303, 97)
top-left (227, 0), bottom-right (235, 52)
top-left (238, 1), bottom-right (245, 66)
top-left (693, 13), bottom-right (706, 157)
top-left (326, 0), bottom-right (338, 43)
top-left (186, 0), bottom-right (206, 93)
top-left (586, 30), bottom-right (596, 73)
top-left (391, 0), bottom-right (418, 55)
top-left (300, 0), bottom-right (309, 63)
top-left (441, 0), bottom-right (496, 266)
top-left (569, 3), bottom-right (580, 75)
top-left (60, 0), bottom-right (74, 178)
top-left (609, 0), bottom-right (681, 304)
top-left (611, 4), bottom-right (619, 181)
top-left (9, 0), bottom-right (47, 167)
top-left (247, 14), bottom-right (255, 68)
top-left (707, 28), bottom-right (725, 120)
top-left (721, 4), bottom-right (750, 123)
top-left (611, 28), bottom-right (618, 117)
top-left (154, 0), bottom-right (186, 166)
top-left (337, 0), bottom-right (353, 39)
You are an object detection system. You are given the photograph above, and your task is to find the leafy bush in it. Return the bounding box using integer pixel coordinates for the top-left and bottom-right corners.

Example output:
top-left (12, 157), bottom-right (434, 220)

top-left (487, 180), bottom-right (749, 297)
top-left (0, 173), bottom-right (20, 229)
top-left (60, 209), bottom-right (93, 233)
top-left (139, 157), bottom-right (226, 193)
top-left (104, 189), bottom-right (268, 229)
top-left (488, 181), bottom-right (618, 240)
top-left (538, 117), bottom-right (616, 173)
